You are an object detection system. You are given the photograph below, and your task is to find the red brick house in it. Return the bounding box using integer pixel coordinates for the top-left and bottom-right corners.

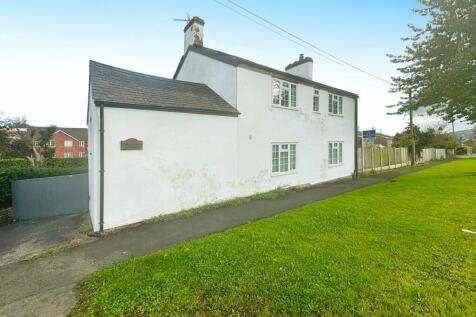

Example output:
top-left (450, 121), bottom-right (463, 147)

top-left (31, 127), bottom-right (88, 158)
top-left (50, 128), bottom-right (88, 158)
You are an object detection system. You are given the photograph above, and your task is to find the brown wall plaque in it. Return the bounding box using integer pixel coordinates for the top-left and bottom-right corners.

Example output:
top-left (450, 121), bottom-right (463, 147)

top-left (120, 138), bottom-right (143, 151)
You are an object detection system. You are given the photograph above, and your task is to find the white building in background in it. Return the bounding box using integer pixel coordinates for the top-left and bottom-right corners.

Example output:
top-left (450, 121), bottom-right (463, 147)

top-left (87, 16), bottom-right (359, 231)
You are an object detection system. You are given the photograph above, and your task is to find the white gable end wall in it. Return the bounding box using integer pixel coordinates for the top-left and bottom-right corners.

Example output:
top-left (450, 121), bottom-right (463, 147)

top-left (101, 107), bottom-right (238, 229)
top-left (175, 51), bottom-right (238, 107)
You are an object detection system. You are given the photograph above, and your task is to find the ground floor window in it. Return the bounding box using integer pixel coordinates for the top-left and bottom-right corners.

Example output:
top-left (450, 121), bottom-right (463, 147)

top-left (328, 142), bottom-right (343, 165)
top-left (272, 143), bottom-right (296, 174)
top-left (64, 152), bottom-right (73, 158)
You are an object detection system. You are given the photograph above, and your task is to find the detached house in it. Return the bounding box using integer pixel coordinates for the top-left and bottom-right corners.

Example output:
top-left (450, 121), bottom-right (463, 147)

top-left (87, 17), bottom-right (358, 232)
top-left (31, 127), bottom-right (88, 158)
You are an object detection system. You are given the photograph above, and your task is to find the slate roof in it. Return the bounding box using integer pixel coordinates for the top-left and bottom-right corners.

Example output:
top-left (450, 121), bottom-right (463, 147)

top-left (59, 128), bottom-right (88, 141)
top-left (89, 61), bottom-right (239, 117)
top-left (174, 46), bottom-right (359, 99)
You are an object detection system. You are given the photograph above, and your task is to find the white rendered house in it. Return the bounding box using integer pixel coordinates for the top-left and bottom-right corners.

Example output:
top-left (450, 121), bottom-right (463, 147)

top-left (87, 16), bottom-right (358, 232)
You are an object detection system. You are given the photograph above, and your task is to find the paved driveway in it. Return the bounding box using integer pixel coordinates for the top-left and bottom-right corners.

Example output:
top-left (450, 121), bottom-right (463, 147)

top-left (0, 163), bottom-right (445, 317)
top-left (0, 213), bottom-right (89, 267)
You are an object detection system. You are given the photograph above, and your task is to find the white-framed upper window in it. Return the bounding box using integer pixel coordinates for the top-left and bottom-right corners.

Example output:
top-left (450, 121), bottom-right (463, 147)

top-left (313, 89), bottom-right (320, 112)
top-left (64, 152), bottom-right (73, 158)
top-left (79, 141), bottom-right (85, 147)
top-left (328, 94), bottom-right (343, 115)
top-left (328, 142), bottom-right (343, 165)
top-left (272, 79), bottom-right (297, 108)
top-left (272, 143), bottom-right (296, 174)
top-left (64, 140), bottom-right (73, 147)
top-left (48, 140), bottom-right (55, 147)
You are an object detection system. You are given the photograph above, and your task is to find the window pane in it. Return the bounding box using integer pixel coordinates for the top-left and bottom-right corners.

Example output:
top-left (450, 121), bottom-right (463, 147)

top-left (281, 144), bottom-right (288, 150)
top-left (272, 144), bottom-right (279, 172)
top-left (290, 144), bottom-right (296, 170)
top-left (338, 143), bottom-right (343, 163)
top-left (333, 148), bottom-right (338, 164)
top-left (281, 88), bottom-right (289, 107)
top-left (328, 94), bottom-right (333, 112)
top-left (328, 143), bottom-right (333, 162)
top-left (333, 100), bottom-right (338, 114)
top-left (272, 80), bottom-right (280, 105)
top-left (290, 84), bottom-right (297, 107)
top-left (280, 151), bottom-right (289, 172)
top-left (313, 95), bottom-right (319, 112)
top-left (338, 96), bottom-right (343, 114)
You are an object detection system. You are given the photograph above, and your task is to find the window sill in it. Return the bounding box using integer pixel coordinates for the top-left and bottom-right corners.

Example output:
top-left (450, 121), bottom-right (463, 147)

top-left (328, 113), bottom-right (344, 117)
top-left (328, 163), bottom-right (344, 168)
top-left (271, 170), bottom-right (297, 177)
top-left (272, 104), bottom-right (299, 111)
top-left (313, 111), bottom-right (321, 114)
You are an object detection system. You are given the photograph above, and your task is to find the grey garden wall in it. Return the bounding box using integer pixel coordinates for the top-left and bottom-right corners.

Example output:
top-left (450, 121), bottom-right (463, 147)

top-left (12, 173), bottom-right (88, 220)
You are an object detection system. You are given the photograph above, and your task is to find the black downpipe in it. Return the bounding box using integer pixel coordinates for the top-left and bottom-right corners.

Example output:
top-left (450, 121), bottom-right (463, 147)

top-left (99, 104), bottom-right (105, 232)
top-left (354, 98), bottom-right (359, 178)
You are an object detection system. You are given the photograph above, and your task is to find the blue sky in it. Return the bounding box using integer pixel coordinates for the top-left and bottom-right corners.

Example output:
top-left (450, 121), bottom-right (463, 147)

top-left (0, 0), bottom-right (439, 134)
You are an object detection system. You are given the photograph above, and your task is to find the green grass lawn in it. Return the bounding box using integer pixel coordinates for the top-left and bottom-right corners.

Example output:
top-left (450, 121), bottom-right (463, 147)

top-left (72, 160), bottom-right (476, 316)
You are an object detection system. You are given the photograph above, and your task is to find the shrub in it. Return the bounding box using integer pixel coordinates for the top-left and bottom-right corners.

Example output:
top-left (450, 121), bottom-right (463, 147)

top-left (0, 158), bottom-right (31, 169)
top-left (42, 157), bottom-right (88, 168)
top-left (0, 166), bottom-right (88, 208)
top-left (455, 147), bottom-right (468, 155)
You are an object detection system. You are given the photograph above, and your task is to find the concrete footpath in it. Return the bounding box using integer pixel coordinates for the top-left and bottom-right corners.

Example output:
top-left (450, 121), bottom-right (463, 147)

top-left (0, 163), bottom-right (442, 317)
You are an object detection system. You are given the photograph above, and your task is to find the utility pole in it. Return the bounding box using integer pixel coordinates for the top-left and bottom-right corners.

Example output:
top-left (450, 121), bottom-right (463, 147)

top-left (409, 89), bottom-right (416, 166)
top-left (451, 119), bottom-right (456, 154)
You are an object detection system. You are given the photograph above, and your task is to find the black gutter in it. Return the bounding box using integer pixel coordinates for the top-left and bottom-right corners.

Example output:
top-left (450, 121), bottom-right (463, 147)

top-left (97, 101), bottom-right (240, 117)
top-left (99, 104), bottom-right (105, 232)
top-left (354, 97), bottom-right (359, 178)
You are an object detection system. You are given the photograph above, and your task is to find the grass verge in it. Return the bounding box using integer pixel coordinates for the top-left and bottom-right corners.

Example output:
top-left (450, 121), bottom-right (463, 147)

top-left (72, 159), bottom-right (476, 316)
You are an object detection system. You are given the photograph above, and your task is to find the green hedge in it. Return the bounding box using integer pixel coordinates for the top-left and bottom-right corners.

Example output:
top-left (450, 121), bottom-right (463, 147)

top-left (0, 166), bottom-right (88, 208)
top-left (0, 158), bottom-right (31, 169)
top-left (42, 157), bottom-right (88, 168)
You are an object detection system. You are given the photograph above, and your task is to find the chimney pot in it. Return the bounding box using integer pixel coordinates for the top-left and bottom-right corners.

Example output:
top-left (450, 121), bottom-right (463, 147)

top-left (299, 53), bottom-right (304, 60)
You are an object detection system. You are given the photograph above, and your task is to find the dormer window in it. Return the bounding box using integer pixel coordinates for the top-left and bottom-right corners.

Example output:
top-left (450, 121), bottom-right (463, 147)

top-left (328, 93), bottom-right (343, 115)
top-left (272, 79), bottom-right (297, 108)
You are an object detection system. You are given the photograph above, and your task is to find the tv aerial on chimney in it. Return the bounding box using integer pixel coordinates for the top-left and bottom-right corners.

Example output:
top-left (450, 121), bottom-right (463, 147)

top-left (173, 12), bottom-right (191, 23)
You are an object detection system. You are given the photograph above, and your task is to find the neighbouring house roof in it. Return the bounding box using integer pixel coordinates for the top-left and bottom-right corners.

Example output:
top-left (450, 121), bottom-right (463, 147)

top-left (29, 127), bottom-right (88, 141)
top-left (174, 46), bottom-right (359, 99)
top-left (89, 61), bottom-right (240, 117)
top-left (57, 128), bottom-right (88, 141)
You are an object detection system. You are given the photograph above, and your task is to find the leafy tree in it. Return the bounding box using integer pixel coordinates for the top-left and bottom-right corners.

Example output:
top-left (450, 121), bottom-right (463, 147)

top-left (4, 139), bottom-right (30, 158)
top-left (388, 0), bottom-right (476, 123)
top-left (26, 125), bottom-right (56, 166)
top-left (393, 124), bottom-right (460, 157)
top-left (0, 115), bottom-right (56, 166)
top-left (0, 115), bottom-right (27, 158)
